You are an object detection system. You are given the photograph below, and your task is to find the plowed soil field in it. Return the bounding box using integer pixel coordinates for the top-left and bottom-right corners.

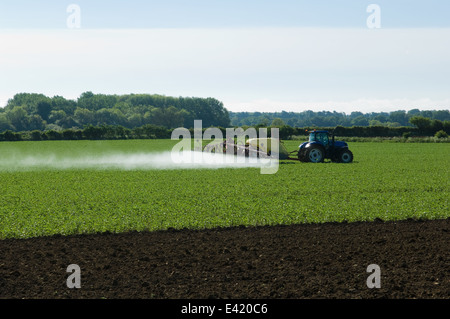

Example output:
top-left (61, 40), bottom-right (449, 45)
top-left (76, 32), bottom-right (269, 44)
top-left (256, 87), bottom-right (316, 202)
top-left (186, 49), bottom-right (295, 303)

top-left (1, 219), bottom-right (448, 299)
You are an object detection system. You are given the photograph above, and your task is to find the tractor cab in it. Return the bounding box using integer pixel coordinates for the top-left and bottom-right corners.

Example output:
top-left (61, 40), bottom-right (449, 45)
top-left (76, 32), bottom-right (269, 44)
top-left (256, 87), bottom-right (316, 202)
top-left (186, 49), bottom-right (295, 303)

top-left (309, 131), bottom-right (331, 148)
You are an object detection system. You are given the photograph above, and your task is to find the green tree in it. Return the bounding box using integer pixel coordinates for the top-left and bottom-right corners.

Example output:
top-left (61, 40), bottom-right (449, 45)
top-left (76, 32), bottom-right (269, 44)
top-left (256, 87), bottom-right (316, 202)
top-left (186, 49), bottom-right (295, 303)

top-left (127, 114), bottom-right (144, 128)
top-left (432, 110), bottom-right (450, 121)
top-left (369, 120), bottom-right (383, 126)
top-left (74, 108), bottom-right (95, 125)
top-left (95, 108), bottom-right (127, 126)
top-left (51, 96), bottom-right (77, 115)
top-left (5, 93), bottom-right (50, 114)
top-left (58, 116), bottom-right (78, 129)
top-left (271, 118), bottom-right (285, 127)
top-left (443, 121), bottom-right (450, 134)
top-left (28, 114), bottom-right (45, 131)
top-left (0, 113), bottom-right (13, 131)
top-left (36, 101), bottom-right (52, 121)
top-left (48, 110), bottom-right (67, 125)
top-left (6, 106), bottom-right (28, 131)
top-left (78, 92), bottom-right (117, 111)
top-left (435, 130), bottom-right (448, 138)
top-left (279, 125), bottom-right (294, 139)
top-left (149, 106), bottom-right (186, 128)
top-left (352, 116), bottom-right (369, 126)
top-left (389, 110), bottom-right (408, 126)
top-left (430, 119), bottom-right (443, 134)
top-left (410, 116), bottom-right (431, 134)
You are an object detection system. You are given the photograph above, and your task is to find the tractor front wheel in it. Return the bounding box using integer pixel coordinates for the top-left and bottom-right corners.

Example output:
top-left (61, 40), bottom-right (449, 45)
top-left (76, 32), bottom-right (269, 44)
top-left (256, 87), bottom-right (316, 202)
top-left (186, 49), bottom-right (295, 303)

top-left (338, 149), bottom-right (353, 163)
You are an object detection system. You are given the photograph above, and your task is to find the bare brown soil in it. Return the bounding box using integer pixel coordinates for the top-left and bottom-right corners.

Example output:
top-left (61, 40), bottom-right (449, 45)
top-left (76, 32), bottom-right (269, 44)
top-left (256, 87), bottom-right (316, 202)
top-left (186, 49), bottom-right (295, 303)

top-left (0, 219), bottom-right (448, 299)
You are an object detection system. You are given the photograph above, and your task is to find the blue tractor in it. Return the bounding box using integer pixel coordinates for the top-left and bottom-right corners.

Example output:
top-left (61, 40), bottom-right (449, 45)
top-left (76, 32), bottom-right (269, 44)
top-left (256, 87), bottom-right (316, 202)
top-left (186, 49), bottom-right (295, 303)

top-left (297, 130), bottom-right (353, 163)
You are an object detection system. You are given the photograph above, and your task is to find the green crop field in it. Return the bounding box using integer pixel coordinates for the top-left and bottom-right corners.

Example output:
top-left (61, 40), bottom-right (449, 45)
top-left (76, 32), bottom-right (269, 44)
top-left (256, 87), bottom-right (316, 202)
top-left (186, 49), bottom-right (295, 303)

top-left (0, 139), bottom-right (449, 239)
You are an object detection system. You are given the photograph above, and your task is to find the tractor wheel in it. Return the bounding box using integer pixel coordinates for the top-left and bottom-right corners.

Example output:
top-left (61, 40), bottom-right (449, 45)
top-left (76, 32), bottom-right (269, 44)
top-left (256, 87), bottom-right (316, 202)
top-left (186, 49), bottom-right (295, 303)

top-left (306, 145), bottom-right (324, 163)
top-left (338, 149), bottom-right (353, 163)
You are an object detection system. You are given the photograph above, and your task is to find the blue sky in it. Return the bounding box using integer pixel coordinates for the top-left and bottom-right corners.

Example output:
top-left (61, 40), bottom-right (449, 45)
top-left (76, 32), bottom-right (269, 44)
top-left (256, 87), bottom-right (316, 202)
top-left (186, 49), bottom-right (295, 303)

top-left (1, 0), bottom-right (449, 113)
top-left (1, 0), bottom-right (450, 29)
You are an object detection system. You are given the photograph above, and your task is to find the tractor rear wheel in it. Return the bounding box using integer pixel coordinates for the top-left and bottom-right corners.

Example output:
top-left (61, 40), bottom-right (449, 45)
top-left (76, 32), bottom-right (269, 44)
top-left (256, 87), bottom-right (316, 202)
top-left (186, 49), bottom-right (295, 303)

top-left (338, 149), bottom-right (353, 163)
top-left (306, 145), bottom-right (324, 163)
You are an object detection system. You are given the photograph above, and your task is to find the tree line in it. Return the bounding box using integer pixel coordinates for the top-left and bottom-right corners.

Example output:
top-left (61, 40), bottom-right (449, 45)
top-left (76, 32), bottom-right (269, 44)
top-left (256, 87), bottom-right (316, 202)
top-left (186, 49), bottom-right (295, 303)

top-left (230, 109), bottom-right (450, 128)
top-left (2, 92), bottom-right (449, 133)
top-left (0, 92), bottom-right (448, 141)
top-left (0, 92), bottom-right (231, 132)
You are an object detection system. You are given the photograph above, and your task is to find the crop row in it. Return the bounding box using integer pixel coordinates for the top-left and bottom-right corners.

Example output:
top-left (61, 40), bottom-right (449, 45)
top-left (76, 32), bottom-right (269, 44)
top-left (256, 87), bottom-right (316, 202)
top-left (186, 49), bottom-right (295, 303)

top-left (0, 140), bottom-right (448, 239)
